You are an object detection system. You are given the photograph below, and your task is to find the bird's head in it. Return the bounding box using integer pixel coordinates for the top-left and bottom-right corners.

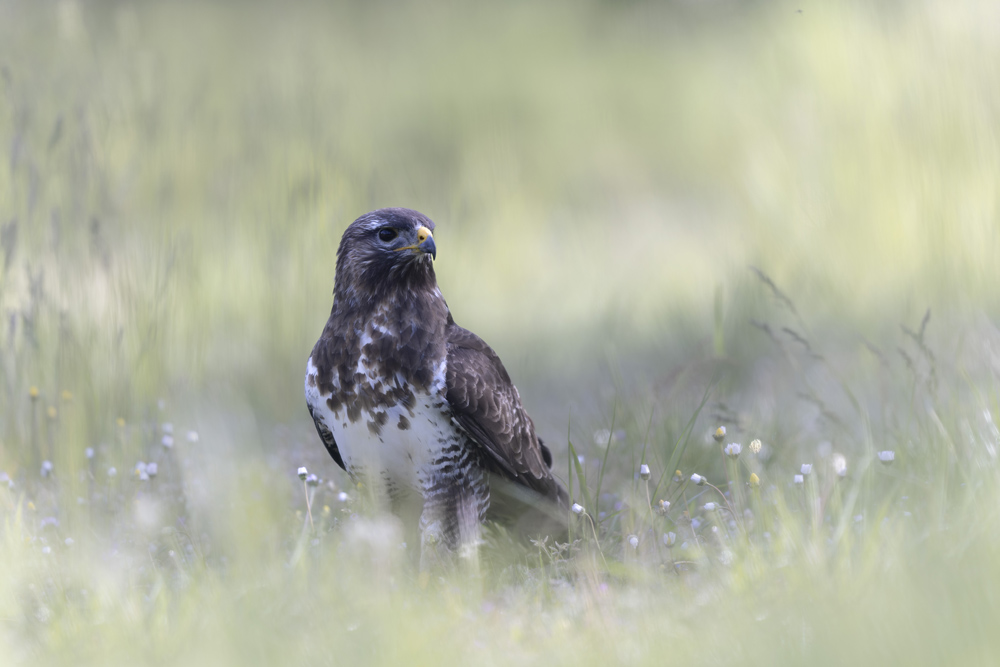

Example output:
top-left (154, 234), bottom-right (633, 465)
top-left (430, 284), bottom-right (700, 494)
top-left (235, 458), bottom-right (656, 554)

top-left (333, 208), bottom-right (438, 305)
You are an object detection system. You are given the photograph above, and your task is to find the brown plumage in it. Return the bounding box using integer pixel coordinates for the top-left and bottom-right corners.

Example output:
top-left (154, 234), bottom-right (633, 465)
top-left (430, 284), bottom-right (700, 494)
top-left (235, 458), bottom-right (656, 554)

top-left (305, 208), bottom-right (567, 563)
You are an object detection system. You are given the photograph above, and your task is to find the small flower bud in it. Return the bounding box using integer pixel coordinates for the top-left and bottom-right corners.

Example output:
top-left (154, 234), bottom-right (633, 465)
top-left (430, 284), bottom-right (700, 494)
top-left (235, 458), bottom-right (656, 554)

top-left (61, 390), bottom-right (73, 402)
top-left (297, 467), bottom-right (308, 480)
top-left (628, 535), bottom-right (639, 549)
top-left (794, 474), bottom-right (804, 485)
top-left (139, 471), bottom-right (150, 482)
top-left (662, 531), bottom-right (677, 547)
top-left (703, 502), bottom-right (717, 512)
top-left (690, 473), bottom-right (706, 486)
top-left (46, 406), bottom-right (57, 420)
top-left (41, 461), bottom-right (53, 477)
top-left (713, 426), bottom-right (726, 443)
top-left (162, 422), bottom-right (174, 435)
top-left (146, 463), bottom-right (158, 477)
top-left (748, 473), bottom-right (760, 488)
top-left (107, 467), bottom-right (117, 477)
top-left (800, 463), bottom-right (813, 476)
top-left (657, 499), bottom-right (670, 514)
top-left (749, 439), bottom-right (762, 454)
top-left (306, 473), bottom-right (319, 487)
top-left (724, 443), bottom-right (742, 458)
top-left (337, 491), bottom-right (349, 502)
top-left (571, 503), bottom-right (585, 515)
top-left (639, 464), bottom-right (651, 480)
top-left (833, 454), bottom-right (847, 478)
top-left (673, 470), bottom-right (683, 482)
top-left (85, 447), bottom-right (94, 460)
top-left (186, 431), bottom-right (200, 443)
top-left (877, 450), bottom-right (895, 465)
top-left (161, 435), bottom-right (174, 448)
top-left (29, 386), bottom-right (40, 400)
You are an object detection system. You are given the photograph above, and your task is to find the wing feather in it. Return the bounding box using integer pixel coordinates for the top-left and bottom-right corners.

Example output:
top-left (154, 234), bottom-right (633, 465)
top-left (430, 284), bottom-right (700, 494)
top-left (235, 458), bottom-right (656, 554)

top-left (307, 403), bottom-right (346, 471)
top-left (444, 322), bottom-right (567, 508)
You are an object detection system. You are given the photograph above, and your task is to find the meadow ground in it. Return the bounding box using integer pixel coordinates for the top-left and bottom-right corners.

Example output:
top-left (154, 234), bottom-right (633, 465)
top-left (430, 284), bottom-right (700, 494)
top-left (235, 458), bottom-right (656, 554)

top-left (3, 0), bottom-right (1000, 664)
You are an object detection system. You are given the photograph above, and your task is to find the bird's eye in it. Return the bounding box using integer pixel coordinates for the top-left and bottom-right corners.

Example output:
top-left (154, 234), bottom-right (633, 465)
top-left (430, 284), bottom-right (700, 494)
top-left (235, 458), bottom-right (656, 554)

top-left (377, 228), bottom-right (398, 242)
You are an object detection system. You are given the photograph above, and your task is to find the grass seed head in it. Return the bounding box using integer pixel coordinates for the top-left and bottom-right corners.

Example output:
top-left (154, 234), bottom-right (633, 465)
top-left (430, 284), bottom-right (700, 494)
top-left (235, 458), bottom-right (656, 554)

top-left (749, 439), bottom-right (762, 454)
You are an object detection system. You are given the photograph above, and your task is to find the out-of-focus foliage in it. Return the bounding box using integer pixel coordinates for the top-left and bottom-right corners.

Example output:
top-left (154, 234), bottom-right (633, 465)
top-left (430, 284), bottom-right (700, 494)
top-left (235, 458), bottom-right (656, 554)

top-left (2, 0), bottom-right (1000, 665)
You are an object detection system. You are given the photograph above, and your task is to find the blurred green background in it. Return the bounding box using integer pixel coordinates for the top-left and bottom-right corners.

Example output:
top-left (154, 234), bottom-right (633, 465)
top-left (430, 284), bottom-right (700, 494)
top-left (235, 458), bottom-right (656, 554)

top-left (6, 0), bottom-right (998, 428)
top-left (3, 0), bottom-right (1000, 664)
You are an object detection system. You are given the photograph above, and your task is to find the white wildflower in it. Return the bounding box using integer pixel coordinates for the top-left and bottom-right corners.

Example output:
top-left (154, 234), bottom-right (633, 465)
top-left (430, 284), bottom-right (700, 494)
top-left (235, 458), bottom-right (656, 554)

top-left (832, 454), bottom-right (847, 477)
top-left (800, 463), bottom-right (812, 476)
top-left (663, 532), bottom-right (677, 547)
top-left (878, 450), bottom-right (895, 465)
top-left (161, 435), bottom-right (174, 448)
top-left (690, 473), bottom-right (706, 486)
top-left (571, 503), bottom-right (585, 515)
top-left (713, 426), bottom-right (726, 443)
top-left (724, 443), bottom-right (742, 458)
top-left (794, 474), bottom-right (804, 485)
top-left (297, 467), bottom-right (308, 480)
top-left (628, 535), bottom-right (639, 550)
top-left (639, 464), bottom-right (651, 480)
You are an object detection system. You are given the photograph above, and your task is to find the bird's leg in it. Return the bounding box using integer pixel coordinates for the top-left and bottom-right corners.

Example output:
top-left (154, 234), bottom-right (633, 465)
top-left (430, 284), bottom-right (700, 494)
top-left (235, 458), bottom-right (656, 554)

top-left (418, 463), bottom-right (489, 573)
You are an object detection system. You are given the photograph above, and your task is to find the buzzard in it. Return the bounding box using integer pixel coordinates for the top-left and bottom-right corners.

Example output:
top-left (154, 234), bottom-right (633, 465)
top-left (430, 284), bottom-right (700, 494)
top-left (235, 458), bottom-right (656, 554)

top-left (305, 208), bottom-right (568, 565)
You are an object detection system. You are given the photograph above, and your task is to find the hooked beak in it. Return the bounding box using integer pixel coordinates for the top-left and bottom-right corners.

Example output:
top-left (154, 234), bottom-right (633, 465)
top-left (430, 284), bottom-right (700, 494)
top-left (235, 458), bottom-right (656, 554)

top-left (417, 226), bottom-right (436, 260)
top-left (395, 225), bottom-right (436, 260)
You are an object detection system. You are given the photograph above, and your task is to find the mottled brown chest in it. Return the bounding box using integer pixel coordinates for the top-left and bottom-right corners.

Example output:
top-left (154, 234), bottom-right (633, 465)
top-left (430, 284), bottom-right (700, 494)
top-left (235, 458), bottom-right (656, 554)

top-left (310, 290), bottom-right (450, 427)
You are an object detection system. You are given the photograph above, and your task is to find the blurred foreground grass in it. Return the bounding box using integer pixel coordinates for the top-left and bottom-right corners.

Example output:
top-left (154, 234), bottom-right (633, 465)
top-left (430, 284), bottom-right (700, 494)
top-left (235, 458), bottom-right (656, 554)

top-left (2, 0), bottom-right (1000, 664)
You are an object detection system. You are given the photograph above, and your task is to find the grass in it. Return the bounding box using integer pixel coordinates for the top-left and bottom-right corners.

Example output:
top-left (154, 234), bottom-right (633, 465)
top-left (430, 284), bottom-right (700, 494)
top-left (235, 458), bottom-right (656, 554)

top-left (3, 0), bottom-right (1000, 664)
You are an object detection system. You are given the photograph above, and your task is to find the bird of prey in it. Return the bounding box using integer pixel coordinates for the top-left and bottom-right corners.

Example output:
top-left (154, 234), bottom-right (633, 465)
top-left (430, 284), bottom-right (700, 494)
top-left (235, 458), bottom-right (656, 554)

top-left (305, 208), bottom-right (568, 565)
